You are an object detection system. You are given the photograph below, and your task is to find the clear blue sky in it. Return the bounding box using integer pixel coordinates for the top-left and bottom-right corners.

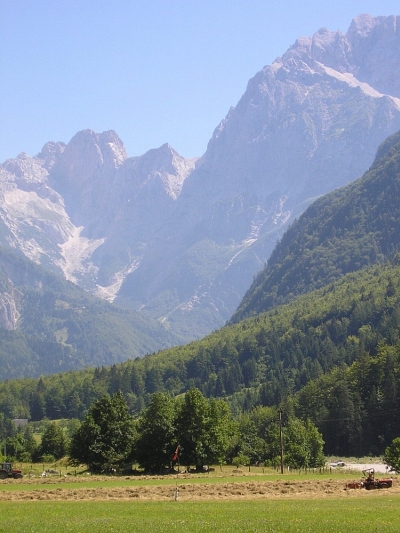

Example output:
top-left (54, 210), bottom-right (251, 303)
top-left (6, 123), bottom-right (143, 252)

top-left (1, 0), bottom-right (399, 163)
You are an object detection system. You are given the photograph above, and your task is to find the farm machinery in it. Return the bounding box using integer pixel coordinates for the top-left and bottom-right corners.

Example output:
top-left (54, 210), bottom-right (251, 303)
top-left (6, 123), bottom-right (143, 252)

top-left (0, 462), bottom-right (23, 479)
top-left (345, 468), bottom-right (392, 490)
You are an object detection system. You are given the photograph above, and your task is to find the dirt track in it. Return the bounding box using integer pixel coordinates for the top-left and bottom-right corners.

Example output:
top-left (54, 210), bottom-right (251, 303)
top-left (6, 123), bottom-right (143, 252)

top-left (0, 475), bottom-right (398, 502)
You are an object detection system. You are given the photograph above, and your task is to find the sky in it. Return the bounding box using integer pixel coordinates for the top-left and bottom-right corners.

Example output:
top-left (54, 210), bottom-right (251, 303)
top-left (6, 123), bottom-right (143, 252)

top-left (1, 1), bottom-right (400, 163)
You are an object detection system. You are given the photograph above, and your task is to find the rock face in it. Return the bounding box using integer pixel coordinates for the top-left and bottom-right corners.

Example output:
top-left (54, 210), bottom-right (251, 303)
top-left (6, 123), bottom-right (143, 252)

top-left (0, 130), bottom-right (196, 304)
top-left (117, 14), bottom-right (400, 337)
top-left (0, 291), bottom-right (20, 330)
top-left (1, 15), bottom-right (400, 341)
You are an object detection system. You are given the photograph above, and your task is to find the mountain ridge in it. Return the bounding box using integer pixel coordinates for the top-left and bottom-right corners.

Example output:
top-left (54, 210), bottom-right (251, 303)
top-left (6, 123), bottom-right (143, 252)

top-left (117, 14), bottom-right (400, 337)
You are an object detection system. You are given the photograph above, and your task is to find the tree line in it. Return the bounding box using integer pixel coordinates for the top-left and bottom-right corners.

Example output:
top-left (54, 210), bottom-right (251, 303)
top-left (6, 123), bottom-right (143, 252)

top-left (1, 389), bottom-right (325, 474)
top-left (292, 341), bottom-right (400, 457)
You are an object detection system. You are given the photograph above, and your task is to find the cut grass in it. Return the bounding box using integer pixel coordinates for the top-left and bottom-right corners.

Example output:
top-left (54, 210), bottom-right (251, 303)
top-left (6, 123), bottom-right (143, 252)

top-left (0, 468), bottom-right (366, 492)
top-left (1, 496), bottom-right (400, 532)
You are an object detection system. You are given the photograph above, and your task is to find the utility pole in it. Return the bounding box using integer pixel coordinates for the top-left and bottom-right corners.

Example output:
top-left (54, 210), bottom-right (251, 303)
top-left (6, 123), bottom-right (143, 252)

top-left (279, 408), bottom-right (284, 474)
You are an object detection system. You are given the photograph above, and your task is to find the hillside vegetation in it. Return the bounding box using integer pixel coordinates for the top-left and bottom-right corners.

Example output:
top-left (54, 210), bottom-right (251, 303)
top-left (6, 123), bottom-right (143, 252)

top-left (231, 130), bottom-right (400, 323)
top-left (0, 247), bottom-right (178, 379)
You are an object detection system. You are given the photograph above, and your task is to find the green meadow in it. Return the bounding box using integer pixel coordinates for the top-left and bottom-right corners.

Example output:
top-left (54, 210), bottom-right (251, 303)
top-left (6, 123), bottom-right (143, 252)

top-left (0, 496), bottom-right (399, 533)
top-left (0, 467), bottom-right (398, 532)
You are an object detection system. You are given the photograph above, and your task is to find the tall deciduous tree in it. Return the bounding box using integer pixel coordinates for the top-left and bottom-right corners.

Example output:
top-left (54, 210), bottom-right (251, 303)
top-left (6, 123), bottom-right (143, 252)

top-left (264, 416), bottom-right (325, 468)
top-left (69, 391), bottom-right (136, 472)
top-left (175, 388), bottom-right (211, 470)
top-left (207, 398), bottom-right (237, 466)
top-left (233, 413), bottom-right (265, 464)
top-left (135, 392), bottom-right (176, 473)
top-left (175, 388), bottom-right (233, 470)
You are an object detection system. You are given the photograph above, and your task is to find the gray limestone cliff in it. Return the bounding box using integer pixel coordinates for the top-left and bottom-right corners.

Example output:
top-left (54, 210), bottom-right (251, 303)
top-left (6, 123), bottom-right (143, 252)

top-left (117, 14), bottom-right (400, 338)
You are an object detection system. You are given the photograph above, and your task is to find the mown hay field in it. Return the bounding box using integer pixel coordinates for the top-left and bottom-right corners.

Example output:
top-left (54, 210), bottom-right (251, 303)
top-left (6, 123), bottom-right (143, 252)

top-left (0, 470), bottom-right (399, 532)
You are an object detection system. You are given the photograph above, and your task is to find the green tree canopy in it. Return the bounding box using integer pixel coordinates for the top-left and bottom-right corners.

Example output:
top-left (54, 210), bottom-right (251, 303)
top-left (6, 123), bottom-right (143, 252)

top-left (384, 437), bottom-right (400, 473)
top-left (69, 391), bottom-right (136, 473)
top-left (135, 392), bottom-right (176, 473)
top-left (263, 416), bottom-right (325, 469)
top-left (175, 388), bottom-right (234, 470)
top-left (283, 418), bottom-right (325, 469)
top-left (38, 422), bottom-right (67, 460)
top-left (207, 398), bottom-right (237, 466)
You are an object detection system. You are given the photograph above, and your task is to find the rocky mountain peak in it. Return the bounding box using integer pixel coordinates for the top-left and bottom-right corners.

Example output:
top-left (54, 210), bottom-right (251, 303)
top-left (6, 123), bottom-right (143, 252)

top-left (2, 152), bottom-right (48, 185)
top-left (130, 143), bottom-right (196, 200)
top-left (346, 14), bottom-right (400, 97)
top-left (47, 129), bottom-right (128, 230)
top-left (135, 14), bottom-right (400, 340)
top-left (51, 129), bottom-right (127, 192)
top-left (37, 141), bottom-right (66, 170)
top-left (310, 28), bottom-right (353, 72)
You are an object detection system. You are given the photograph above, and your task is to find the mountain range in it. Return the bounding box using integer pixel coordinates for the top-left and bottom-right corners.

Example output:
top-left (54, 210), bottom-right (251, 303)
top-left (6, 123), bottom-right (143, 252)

top-left (1, 15), bottom-right (400, 457)
top-left (1, 14), bottom-right (400, 345)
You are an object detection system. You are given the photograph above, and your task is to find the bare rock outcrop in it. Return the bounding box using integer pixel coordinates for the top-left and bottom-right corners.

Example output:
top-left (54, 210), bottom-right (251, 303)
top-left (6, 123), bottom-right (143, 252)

top-left (0, 291), bottom-right (20, 330)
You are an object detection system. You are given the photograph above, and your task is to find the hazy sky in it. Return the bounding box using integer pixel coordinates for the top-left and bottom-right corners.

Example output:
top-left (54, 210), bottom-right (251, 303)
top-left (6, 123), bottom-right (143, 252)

top-left (1, 1), bottom-right (399, 162)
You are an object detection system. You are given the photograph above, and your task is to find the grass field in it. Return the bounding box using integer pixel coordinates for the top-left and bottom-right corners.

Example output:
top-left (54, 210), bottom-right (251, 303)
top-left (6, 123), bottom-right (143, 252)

top-left (1, 497), bottom-right (400, 532)
top-left (0, 468), bottom-right (398, 532)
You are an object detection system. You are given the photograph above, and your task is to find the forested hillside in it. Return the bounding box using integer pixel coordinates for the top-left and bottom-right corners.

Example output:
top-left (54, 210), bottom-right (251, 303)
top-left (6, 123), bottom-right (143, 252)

top-left (230, 130), bottom-right (400, 323)
top-left (1, 259), bottom-right (400, 455)
top-left (293, 343), bottom-right (400, 457)
top-left (0, 247), bottom-right (178, 379)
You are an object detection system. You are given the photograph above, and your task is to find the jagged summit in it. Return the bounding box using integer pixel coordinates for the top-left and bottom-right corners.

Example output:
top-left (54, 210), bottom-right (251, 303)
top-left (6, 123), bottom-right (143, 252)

top-left (347, 14), bottom-right (400, 97)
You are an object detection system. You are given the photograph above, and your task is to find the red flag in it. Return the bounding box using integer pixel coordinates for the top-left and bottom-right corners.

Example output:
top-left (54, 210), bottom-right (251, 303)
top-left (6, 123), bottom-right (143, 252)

top-left (172, 446), bottom-right (179, 461)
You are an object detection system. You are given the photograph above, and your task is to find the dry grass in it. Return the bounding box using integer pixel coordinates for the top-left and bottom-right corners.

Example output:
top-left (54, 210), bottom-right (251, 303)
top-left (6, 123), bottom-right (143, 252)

top-left (0, 472), bottom-right (397, 502)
